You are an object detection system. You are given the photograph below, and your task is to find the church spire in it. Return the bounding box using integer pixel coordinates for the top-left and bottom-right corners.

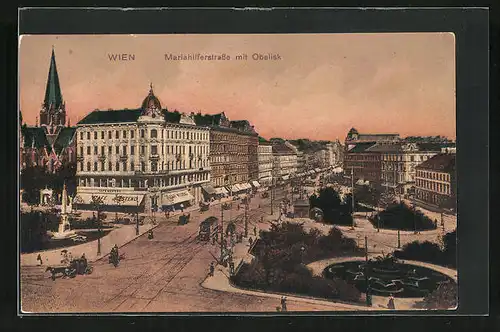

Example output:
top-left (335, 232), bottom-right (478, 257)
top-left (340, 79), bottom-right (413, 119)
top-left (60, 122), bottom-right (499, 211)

top-left (43, 48), bottom-right (63, 109)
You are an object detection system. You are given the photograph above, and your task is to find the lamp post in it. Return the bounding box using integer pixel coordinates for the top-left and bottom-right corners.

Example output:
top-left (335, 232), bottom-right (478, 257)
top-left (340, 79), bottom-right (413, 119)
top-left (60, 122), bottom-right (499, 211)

top-left (412, 197), bottom-right (417, 234)
top-left (135, 196), bottom-right (140, 235)
top-left (244, 198), bottom-right (249, 238)
top-left (351, 167), bottom-right (355, 230)
top-left (90, 195), bottom-right (104, 256)
top-left (397, 229), bottom-right (401, 248)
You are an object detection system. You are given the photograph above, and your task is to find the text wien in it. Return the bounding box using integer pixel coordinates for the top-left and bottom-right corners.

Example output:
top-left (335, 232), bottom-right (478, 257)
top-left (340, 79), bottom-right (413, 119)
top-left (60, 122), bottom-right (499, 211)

top-left (108, 54), bottom-right (136, 61)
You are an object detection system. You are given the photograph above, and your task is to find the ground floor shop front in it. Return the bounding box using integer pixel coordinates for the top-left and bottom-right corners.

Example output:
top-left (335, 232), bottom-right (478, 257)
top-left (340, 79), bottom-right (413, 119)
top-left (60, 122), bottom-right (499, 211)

top-left (74, 183), bottom-right (206, 213)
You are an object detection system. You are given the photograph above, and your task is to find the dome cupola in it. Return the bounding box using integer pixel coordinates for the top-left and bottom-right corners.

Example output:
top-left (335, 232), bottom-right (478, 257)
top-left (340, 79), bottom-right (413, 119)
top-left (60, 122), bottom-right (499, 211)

top-left (141, 83), bottom-right (162, 117)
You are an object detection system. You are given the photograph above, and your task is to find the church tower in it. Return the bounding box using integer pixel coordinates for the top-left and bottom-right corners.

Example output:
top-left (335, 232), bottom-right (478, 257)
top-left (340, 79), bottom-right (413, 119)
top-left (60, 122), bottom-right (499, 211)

top-left (40, 47), bottom-right (66, 144)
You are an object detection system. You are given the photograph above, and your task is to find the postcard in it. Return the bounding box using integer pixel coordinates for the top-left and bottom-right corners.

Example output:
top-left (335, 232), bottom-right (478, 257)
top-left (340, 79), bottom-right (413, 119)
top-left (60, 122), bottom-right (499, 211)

top-left (19, 32), bottom-right (457, 313)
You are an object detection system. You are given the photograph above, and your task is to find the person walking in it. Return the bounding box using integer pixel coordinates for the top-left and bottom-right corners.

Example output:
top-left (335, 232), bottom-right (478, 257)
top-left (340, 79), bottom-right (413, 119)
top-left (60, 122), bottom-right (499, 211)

top-left (180, 203), bottom-right (184, 213)
top-left (387, 294), bottom-right (395, 309)
top-left (209, 262), bottom-right (215, 277)
top-left (253, 226), bottom-right (257, 237)
top-left (281, 296), bottom-right (287, 312)
top-left (37, 254), bottom-right (43, 265)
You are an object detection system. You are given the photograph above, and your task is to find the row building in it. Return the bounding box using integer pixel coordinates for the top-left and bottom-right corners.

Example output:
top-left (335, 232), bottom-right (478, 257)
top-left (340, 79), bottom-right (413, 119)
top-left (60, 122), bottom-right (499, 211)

top-left (74, 85), bottom-right (211, 212)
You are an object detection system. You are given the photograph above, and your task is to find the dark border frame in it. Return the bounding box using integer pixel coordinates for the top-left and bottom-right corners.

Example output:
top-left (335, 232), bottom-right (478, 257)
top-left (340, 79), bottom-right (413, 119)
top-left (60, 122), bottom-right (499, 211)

top-left (15, 7), bottom-right (489, 317)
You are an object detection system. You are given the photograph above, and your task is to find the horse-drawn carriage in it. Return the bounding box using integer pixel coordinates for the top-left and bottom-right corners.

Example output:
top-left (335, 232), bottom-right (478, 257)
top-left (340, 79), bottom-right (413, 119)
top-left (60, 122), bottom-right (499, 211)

top-left (46, 257), bottom-right (93, 280)
top-left (199, 201), bottom-right (210, 212)
top-left (261, 192), bottom-right (269, 199)
top-left (222, 202), bottom-right (232, 210)
top-left (198, 216), bottom-right (218, 241)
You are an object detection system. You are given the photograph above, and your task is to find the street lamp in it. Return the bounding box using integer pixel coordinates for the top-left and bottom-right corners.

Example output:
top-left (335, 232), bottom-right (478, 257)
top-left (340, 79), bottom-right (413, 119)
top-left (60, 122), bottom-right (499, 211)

top-left (90, 195), bottom-right (104, 256)
top-left (135, 196), bottom-right (140, 235)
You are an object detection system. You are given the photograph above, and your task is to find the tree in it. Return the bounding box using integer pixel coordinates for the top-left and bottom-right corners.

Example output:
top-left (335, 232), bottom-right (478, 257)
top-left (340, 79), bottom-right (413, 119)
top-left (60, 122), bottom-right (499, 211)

top-left (20, 166), bottom-right (50, 204)
top-left (370, 202), bottom-right (435, 230)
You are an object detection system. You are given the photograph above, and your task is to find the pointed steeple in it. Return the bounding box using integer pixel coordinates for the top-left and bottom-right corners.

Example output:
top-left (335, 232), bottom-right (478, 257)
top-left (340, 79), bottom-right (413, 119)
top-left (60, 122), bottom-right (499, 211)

top-left (43, 48), bottom-right (63, 109)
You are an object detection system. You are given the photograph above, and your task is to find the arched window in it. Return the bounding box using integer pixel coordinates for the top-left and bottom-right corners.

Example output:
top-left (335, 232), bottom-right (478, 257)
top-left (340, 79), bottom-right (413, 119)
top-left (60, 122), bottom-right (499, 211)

top-left (151, 129), bottom-right (157, 138)
top-left (141, 129), bottom-right (145, 138)
top-left (86, 162), bottom-right (91, 171)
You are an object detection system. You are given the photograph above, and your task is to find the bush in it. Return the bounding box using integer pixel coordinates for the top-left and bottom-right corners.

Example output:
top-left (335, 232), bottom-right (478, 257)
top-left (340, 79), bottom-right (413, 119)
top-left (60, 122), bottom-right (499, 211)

top-left (369, 202), bottom-right (435, 231)
top-left (414, 280), bottom-right (457, 309)
top-left (394, 232), bottom-right (456, 268)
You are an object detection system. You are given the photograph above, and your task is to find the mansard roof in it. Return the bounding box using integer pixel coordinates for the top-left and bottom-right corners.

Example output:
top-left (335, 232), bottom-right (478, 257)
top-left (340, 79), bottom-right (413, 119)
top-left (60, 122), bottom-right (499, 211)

top-left (78, 109), bottom-right (143, 125)
top-left (416, 153), bottom-right (455, 172)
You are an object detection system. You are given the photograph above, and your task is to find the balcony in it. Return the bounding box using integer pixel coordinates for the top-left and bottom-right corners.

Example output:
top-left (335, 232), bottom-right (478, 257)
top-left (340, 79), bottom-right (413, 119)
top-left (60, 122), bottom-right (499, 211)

top-left (76, 155), bottom-right (84, 161)
top-left (98, 154), bottom-right (106, 161)
top-left (119, 154), bottom-right (128, 161)
top-left (149, 154), bottom-right (160, 160)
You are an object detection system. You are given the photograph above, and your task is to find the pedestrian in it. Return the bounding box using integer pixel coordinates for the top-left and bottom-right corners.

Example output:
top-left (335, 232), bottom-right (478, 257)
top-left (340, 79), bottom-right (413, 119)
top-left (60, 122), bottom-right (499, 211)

top-left (254, 226), bottom-right (257, 236)
top-left (37, 254), bottom-right (43, 265)
top-left (387, 294), bottom-right (395, 309)
top-left (281, 296), bottom-right (287, 311)
top-left (434, 219), bottom-right (438, 229)
top-left (212, 235), bottom-right (216, 245)
top-left (209, 262), bottom-right (215, 277)
top-left (249, 237), bottom-right (253, 246)
top-left (180, 203), bottom-right (184, 213)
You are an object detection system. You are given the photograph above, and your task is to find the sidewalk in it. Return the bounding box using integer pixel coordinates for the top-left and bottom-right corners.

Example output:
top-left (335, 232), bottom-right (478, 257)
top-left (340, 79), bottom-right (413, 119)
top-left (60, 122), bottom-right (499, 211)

top-left (20, 205), bottom-right (199, 267)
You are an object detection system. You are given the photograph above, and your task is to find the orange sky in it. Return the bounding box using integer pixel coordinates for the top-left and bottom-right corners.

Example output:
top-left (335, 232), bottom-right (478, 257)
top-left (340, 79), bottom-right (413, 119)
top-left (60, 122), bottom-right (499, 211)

top-left (19, 33), bottom-right (456, 141)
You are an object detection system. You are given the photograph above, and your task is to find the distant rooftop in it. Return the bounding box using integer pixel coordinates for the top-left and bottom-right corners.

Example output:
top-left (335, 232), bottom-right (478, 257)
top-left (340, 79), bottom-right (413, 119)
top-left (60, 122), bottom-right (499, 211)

top-left (416, 153), bottom-right (455, 172)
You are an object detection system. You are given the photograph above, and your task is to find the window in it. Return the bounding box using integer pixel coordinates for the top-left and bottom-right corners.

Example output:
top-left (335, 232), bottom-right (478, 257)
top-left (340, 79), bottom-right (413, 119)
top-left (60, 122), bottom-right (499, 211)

top-left (116, 146), bottom-right (119, 154)
top-left (116, 162), bottom-right (120, 171)
top-left (141, 129), bottom-right (145, 138)
top-left (101, 146), bottom-right (104, 155)
top-left (94, 146), bottom-right (98, 155)
top-left (101, 131), bottom-right (104, 139)
top-left (79, 162), bottom-right (83, 171)
top-left (123, 162), bottom-right (127, 171)
top-left (87, 146), bottom-right (91, 155)
top-left (80, 132), bottom-right (84, 140)
top-left (87, 132), bottom-right (90, 140)
top-left (130, 161), bottom-right (134, 171)
top-left (108, 146), bottom-right (112, 154)
top-left (151, 145), bottom-right (158, 155)
top-left (151, 129), bottom-right (157, 138)
top-left (108, 131), bottom-right (112, 139)
top-left (86, 162), bottom-right (91, 171)
top-left (123, 146), bottom-right (127, 155)
top-left (141, 162), bottom-right (145, 172)
top-left (151, 161), bottom-right (158, 172)
top-left (93, 162), bottom-right (97, 171)
top-left (141, 146), bottom-right (145, 155)
top-left (108, 162), bottom-right (112, 171)
top-left (131, 130), bottom-right (135, 139)
top-left (131, 146), bottom-right (135, 155)
top-left (101, 162), bottom-right (105, 171)
top-left (94, 132), bottom-right (97, 140)
top-left (123, 130), bottom-right (127, 139)
top-left (79, 147), bottom-right (83, 156)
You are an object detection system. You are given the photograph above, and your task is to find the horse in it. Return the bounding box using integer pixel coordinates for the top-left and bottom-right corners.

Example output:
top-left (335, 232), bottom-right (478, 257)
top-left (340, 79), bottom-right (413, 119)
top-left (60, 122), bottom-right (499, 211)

top-left (45, 266), bottom-right (76, 280)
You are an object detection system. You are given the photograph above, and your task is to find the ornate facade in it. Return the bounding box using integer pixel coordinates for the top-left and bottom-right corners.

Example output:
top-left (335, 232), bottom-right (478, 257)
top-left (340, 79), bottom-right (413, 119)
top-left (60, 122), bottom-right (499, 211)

top-left (75, 85), bottom-right (211, 212)
top-left (272, 142), bottom-right (298, 181)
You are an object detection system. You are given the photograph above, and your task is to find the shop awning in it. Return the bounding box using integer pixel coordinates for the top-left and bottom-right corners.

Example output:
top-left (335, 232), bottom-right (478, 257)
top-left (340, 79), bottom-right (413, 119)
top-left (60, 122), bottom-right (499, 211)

top-left (252, 181), bottom-right (261, 188)
top-left (201, 184), bottom-right (216, 195)
top-left (75, 193), bottom-right (145, 206)
top-left (162, 190), bottom-right (194, 206)
top-left (214, 187), bottom-right (225, 195)
top-left (241, 183), bottom-right (252, 190)
top-left (231, 184), bottom-right (241, 193)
